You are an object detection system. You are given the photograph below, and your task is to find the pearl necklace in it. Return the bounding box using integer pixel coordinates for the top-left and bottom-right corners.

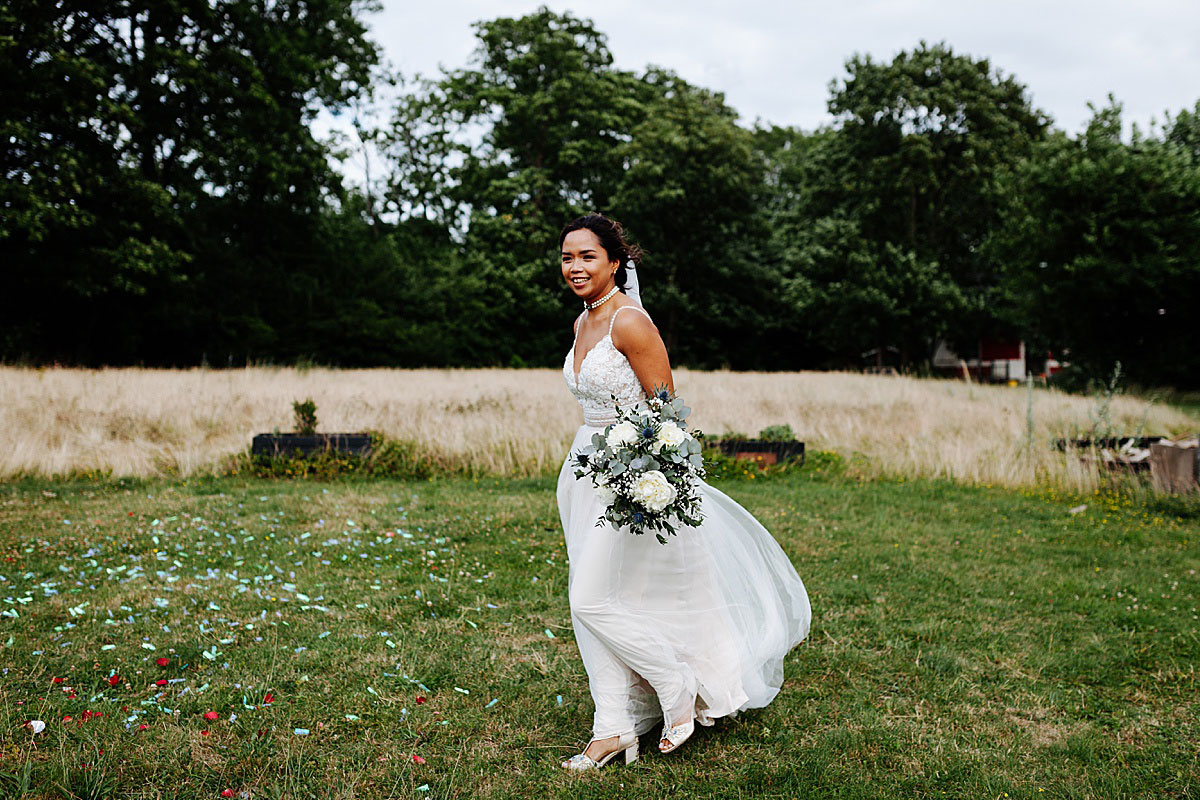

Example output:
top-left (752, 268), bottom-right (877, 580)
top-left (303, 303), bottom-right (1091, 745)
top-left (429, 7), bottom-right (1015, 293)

top-left (585, 284), bottom-right (620, 310)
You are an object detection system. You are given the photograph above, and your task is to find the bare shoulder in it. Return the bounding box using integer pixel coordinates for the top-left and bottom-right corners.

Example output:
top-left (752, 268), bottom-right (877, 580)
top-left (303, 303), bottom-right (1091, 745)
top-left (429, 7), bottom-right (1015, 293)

top-left (611, 304), bottom-right (661, 351)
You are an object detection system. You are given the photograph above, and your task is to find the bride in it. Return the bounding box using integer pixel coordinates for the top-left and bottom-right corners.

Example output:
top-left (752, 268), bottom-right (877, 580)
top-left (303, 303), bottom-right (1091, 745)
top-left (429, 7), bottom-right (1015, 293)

top-left (556, 213), bottom-right (812, 770)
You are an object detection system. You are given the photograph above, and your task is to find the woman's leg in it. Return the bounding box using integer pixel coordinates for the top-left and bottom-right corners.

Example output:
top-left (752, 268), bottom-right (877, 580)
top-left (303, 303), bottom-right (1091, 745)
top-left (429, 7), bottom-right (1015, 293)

top-left (572, 607), bottom-right (640, 739)
top-left (568, 528), bottom-right (698, 733)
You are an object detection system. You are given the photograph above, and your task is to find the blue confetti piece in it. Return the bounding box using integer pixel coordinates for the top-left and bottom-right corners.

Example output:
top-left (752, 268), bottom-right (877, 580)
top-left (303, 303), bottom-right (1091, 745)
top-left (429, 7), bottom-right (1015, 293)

top-left (485, 698), bottom-right (499, 709)
top-left (294, 728), bottom-right (309, 735)
top-left (556, 695), bottom-right (563, 705)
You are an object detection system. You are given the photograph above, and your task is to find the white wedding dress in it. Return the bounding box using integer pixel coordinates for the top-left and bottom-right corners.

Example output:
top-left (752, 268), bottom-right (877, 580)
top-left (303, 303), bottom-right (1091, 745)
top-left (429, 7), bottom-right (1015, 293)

top-left (556, 304), bottom-right (812, 740)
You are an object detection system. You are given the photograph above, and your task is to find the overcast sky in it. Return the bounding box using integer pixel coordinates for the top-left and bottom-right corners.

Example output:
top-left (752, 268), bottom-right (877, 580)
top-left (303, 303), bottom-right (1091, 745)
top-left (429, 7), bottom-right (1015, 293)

top-left (322, 0), bottom-right (1200, 181)
top-left (365, 0), bottom-right (1199, 132)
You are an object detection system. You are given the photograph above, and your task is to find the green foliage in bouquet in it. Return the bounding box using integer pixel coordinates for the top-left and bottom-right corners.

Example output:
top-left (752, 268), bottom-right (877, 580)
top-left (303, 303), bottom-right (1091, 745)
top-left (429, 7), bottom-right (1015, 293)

top-left (571, 383), bottom-right (707, 544)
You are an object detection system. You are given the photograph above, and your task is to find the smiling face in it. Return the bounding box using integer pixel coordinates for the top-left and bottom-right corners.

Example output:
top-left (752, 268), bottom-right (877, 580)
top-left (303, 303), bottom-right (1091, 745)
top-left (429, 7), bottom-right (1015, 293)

top-left (561, 228), bottom-right (619, 302)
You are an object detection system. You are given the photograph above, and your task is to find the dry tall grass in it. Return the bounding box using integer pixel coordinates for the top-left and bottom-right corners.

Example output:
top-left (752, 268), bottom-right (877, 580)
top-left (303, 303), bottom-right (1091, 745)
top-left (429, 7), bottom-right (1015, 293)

top-left (2, 366), bottom-right (1196, 489)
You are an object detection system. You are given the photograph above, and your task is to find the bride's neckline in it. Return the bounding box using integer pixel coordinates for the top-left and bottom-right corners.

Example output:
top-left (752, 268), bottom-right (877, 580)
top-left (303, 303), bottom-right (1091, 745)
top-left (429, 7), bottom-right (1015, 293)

top-left (569, 303), bottom-right (646, 381)
top-left (570, 333), bottom-right (613, 381)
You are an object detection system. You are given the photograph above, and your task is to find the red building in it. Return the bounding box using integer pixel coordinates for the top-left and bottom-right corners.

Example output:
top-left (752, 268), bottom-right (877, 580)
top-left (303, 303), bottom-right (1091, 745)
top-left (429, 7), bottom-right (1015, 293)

top-left (932, 339), bottom-right (1067, 383)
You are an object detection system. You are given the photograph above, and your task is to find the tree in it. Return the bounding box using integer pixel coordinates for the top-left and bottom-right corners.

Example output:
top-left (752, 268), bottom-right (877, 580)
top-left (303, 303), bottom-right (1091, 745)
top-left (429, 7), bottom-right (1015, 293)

top-left (768, 41), bottom-right (1049, 367)
top-left (384, 6), bottom-right (653, 365)
top-left (990, 97), bottom-right (1200, 389)
top-left (1, 0), bottom-right (382, 364)
top-left (613, 69), bottom-right (782, 368)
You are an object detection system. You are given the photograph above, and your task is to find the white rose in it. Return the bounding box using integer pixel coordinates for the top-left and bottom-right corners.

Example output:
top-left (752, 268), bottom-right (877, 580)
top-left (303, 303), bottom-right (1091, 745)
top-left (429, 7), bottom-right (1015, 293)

top-left (653, 420), bottom-right (687, 453)
top-left (607, 421), bottom-right (639, 449)
top-left (630, 470), bottom-right (677, 512)
top-left (594, 477), bottom-right (616, 505)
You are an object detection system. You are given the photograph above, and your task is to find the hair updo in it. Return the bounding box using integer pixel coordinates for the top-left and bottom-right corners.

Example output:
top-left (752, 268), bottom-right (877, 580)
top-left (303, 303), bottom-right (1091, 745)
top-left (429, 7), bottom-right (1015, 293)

top-left (559, 213), bottom-right (643, 294)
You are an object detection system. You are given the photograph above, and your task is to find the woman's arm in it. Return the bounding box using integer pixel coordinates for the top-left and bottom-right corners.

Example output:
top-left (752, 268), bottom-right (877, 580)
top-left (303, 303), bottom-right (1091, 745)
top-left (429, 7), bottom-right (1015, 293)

top-left (612, 309), bottom-right (674, 396)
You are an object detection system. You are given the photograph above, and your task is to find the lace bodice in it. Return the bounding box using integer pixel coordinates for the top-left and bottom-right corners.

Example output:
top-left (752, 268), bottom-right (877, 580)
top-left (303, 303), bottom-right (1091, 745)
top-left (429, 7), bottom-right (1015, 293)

top-left (563, 305), bottom-right (653, 427)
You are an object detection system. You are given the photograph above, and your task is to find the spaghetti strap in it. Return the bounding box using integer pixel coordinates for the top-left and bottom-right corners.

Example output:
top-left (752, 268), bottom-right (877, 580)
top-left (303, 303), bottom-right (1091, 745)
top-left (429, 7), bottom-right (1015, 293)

top-left (608, 304), bottom-right (652, 336)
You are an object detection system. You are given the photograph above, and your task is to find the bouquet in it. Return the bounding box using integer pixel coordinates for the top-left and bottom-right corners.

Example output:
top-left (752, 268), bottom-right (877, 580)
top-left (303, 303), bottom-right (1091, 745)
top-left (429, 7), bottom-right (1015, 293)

top-left (570, 383), bottom-right (707, 544)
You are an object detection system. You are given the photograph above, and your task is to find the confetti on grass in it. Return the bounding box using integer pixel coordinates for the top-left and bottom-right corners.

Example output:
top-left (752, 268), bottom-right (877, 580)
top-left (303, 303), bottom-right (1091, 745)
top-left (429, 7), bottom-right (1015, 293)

top-left (4, 485), bottom-right (509, 762)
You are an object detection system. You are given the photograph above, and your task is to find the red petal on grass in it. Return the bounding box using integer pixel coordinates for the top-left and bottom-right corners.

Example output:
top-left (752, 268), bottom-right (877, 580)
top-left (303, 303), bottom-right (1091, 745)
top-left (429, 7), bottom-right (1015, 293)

top-left (108, 675), bottom-right (121, 687)
top-left (203, 711), bottom-right (219, 721)
top-left (52, 677), bottom-right (64, 684)
top-left (137, 724), bottom-right (149, 730)
top-left (412, 754), bottom-right (426, 765)
top-left (415, 696), bottom-right (426, 704)
top-left (201, 730), bottom-right (210, 736)
top-left (155, 679), bottom-right (168, 686)
top-left (263, 692), bottom-right (274, 704)
top-left (221, 790), bottom-right (234, 798)
top-left (156, 657), bottom-right (170, 667)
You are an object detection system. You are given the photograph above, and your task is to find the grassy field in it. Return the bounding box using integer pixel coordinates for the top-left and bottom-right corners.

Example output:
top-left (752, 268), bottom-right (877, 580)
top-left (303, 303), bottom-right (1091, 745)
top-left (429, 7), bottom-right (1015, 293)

top-left (4, 366), bottom-right (1198, 490)
top-left (2, 466), bottom-right (1198, 799)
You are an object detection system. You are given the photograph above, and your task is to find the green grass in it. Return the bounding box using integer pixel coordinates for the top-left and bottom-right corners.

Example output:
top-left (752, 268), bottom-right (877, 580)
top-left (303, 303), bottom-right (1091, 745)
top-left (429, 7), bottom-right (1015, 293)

top-left (1, 468), bottom-right (1198, 799)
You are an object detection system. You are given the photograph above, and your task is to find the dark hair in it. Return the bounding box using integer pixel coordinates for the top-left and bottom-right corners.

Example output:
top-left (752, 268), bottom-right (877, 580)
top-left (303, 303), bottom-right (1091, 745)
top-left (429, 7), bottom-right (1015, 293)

top-left (559, 213), bottom-right (643, 293)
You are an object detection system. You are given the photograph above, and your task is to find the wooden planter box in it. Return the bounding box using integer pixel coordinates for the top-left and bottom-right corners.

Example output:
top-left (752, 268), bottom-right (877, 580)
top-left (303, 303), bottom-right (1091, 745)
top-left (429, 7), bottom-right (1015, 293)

top-left (1053, 436), bottom-right (1164, 452)
top-left (1149, 441), bottom-right (1199, 493)
top-left (251, 433), bottom-right (373, 458)
top-left (1055, 436), bottom-right (1166, 474)
top-left (715, 439), bottom-right (805, 467)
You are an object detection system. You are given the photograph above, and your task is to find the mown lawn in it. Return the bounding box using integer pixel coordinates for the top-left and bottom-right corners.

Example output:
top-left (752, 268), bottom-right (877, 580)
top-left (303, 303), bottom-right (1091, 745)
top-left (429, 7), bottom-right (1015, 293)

top-left (1, 469), bottom-right (1197, 799)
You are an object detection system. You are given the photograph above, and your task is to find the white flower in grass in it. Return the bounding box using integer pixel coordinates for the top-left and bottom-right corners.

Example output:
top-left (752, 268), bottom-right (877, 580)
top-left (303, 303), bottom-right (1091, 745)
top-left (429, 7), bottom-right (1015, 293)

top-left (631, 470), bottom-right (676, 512)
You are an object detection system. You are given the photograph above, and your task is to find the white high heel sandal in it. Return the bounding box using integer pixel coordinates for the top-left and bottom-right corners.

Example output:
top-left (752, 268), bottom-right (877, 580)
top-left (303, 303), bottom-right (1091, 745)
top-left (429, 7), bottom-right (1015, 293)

top-left (561, 731), bottom-right (639, 771)
top-left (658, 716), bottom-right (695, 754)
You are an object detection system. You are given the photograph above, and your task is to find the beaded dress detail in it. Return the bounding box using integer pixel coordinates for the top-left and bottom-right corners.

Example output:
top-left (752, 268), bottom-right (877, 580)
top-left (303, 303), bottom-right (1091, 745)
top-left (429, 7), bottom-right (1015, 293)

top-left (563, 305), bottom-right (652, 427)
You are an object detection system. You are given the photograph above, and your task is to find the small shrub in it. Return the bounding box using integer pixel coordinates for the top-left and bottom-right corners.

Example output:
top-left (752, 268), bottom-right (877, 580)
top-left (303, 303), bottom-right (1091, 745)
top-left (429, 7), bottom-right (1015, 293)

top-left (227, 432), bottom-right (440, 480)
top-left (804, 448), bottom-right (846, 476)
top-left (758, 424), bottom-right (796, 442)
top-left (292, 398), bottom-right (318, 434)
top-left (700, 442), bottom-right (817, 481)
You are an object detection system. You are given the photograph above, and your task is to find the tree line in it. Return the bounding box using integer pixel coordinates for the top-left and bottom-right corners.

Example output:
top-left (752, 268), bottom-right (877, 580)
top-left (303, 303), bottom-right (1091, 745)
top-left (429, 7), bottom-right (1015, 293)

top-left (3, 4), bottom-right (1198, 388)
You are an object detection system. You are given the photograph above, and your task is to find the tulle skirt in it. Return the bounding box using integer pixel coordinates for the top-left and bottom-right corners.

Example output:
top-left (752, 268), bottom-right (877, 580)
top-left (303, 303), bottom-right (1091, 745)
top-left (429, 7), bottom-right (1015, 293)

top-left (556, 423), bottom-right (812, 738)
